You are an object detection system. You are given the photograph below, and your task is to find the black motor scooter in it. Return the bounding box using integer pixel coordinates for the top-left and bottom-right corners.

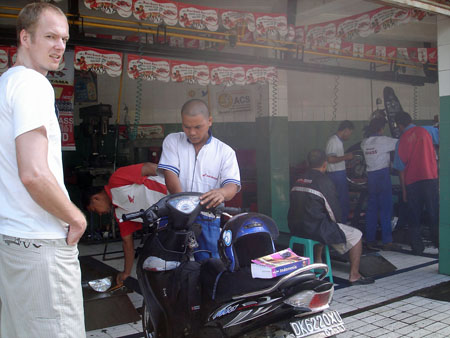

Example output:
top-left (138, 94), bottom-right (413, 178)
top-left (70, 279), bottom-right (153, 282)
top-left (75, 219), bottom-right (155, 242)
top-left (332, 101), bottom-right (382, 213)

top-left (122, 192), bottom-right (345, 338)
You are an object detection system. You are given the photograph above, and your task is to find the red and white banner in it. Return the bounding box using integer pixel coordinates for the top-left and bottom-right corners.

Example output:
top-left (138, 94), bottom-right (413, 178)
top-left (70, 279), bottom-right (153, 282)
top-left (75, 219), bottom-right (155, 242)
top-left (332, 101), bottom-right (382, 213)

top-left (300, 6), bottom-right (428, 50)
top-left (178, 3), bottom-right (219, 31)
top-left (209, 63), bottom-right (246, 86)
top-left (220, 9), bottom-right (255, 32)
top-left (133, 0), bottom-right (178, 25)
top-left (127, 54), bottom-right (170, 81)
top-left (170, 60), bottom-right (210, 85)
top-left (245, 65), bottom-right (277, 85)
top-left (58, 111), bottom-right (76, 151)
top-left (84, 0), bottom-right (133, 17)
top-left (74, 46), bottom-right (123, 77)
top-left (253, 13), bottom-right (288, 41)
top-left (0, 46), bottom-right (9, 74)
top-left (9, 46), bottom-right (17, 66)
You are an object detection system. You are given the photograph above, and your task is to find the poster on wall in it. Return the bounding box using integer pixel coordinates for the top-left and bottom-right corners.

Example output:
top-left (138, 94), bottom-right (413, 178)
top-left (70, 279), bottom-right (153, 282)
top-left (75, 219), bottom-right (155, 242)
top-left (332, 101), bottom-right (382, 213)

top-left (0, 46), bottom-right (9, 74)
top-left (58, 111), bottom-right (76, 150)
top-left (216, 89), bottom-right (252, 114)
top-left (127, 54), bottom-right (170, 81)
top-left (74, 46), bottom-right (123, 77)
top-left (48, 50), bottom-right (76, 151)
top-left (245, 65), bottom-right (277, 85)
top-left (84, 0), bottom-right (133, 17)
top-left (133, 0), bottom-right (178, 25)
top-left (170, 60), bottom-right (210, 85)
top-left (74, 70), bottom-right (98, 103)
top-left (209, 63), bottom-right (246, 86)
top-left (253, 13), bottom-right (287, 41)
top-left (178, 2), bottom-right (219, 31)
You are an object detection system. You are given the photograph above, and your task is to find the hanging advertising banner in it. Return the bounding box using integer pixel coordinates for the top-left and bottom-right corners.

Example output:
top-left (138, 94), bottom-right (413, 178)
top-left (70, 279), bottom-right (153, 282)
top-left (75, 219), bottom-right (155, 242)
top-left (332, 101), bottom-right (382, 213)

top-left (58, 111), bottom-right (76, 150)
top-left (8, 47), bottom-right (17, 66)
top-left (84, 0), bottom-right (133, 17)
top-left (178, 3), bottom-right (219, 31)
top-left (132, 0), bottom-right (178, 25)
top-left (127, 54), bottom-right (170, 81)
top-left (253, 13), bottom-right (288, 41)
top-left (220, 9), bottom-right (255, 32)
top-left (300, 6), bottom-right (427, 50)
top-left (170, 60), bottom-right (210, 85)
top-left (0, 46), bottom-right (9, 74)
top-left (209, 63), bottom-right (246, 86)
top-left (220, 9), bottom-right (255, 42)
top-left (245, 65), bottom-right (277, 85)
top-left (74, 46), bottom-right (123, 77)
top-left (427, 48), bottom-right (437, 64)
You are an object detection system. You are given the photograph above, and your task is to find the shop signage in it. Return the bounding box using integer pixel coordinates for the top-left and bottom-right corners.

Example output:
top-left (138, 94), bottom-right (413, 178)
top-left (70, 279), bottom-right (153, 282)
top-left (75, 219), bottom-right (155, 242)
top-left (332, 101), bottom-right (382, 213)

top-left (217, 89), bottom-right (252, 114)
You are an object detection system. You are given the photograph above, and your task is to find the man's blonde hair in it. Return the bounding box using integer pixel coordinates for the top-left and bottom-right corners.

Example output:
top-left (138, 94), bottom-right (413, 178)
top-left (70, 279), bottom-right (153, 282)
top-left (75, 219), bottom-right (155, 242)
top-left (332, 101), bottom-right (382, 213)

top-left (17, 2), bottom-right (66, 46)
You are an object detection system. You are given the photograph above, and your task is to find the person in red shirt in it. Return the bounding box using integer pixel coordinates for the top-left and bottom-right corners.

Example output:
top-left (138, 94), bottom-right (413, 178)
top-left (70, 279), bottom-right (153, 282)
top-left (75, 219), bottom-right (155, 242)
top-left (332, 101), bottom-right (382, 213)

top-left (83, 163), bottom-right (167, 284)
top-left (393, 112), bottom-right (438, 255)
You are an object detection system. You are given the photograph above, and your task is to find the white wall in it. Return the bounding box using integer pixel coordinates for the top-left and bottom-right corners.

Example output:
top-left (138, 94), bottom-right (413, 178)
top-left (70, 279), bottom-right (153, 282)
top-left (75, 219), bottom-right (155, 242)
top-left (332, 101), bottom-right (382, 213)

top-left (287, 70), bottom-right (439, 122)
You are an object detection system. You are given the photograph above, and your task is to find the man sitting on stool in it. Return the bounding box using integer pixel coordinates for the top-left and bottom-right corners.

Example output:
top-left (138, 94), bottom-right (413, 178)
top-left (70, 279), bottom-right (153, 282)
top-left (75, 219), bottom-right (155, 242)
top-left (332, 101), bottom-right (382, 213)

top-left (288, 149), bottom-right (374, 286)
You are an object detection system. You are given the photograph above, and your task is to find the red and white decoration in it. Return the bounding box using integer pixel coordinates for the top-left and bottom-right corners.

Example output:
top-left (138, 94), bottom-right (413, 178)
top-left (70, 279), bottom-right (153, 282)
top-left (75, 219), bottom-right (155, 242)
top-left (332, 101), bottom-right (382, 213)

top-left (127, 54), bottom-right (170, 81)
top-left (74, 46), bottom-right (123, 77)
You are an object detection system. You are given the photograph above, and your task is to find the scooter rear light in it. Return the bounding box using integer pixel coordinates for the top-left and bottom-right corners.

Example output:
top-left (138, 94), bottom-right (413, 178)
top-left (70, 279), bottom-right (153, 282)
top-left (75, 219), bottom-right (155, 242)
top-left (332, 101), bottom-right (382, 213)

top-left (284, 287), bottom-right (334, 313)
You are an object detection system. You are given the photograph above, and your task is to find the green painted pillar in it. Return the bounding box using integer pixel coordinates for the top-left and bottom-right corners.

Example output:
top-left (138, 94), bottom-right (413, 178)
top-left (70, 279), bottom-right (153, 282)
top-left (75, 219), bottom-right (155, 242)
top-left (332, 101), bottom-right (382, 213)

top-left (256, 70), bottom-right (290, 232)
top-left (438, 16), bottom-right (450, 275)
top-left (440, 95), bottom-right (450, 275)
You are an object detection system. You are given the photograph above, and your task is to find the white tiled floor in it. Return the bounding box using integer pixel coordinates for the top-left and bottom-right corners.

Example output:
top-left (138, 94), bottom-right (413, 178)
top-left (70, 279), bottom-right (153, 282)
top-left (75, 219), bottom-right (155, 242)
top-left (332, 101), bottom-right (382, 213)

top-left (79, 241), bottom-right (450, 338)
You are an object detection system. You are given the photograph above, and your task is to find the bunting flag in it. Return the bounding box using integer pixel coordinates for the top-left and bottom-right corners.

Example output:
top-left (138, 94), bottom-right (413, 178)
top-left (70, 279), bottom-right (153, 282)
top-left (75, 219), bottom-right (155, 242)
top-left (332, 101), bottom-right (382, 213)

top-left (253, 12), bottom-right (288, 41)
top-left (127, 54), bottom-right (170, 81)
top-left (177, 3), bottom-right (219, 31)
top-left (170, 60), bottom-right (210, 85)
top-left (132, 0), bottom-right (178, 25)
top-left (209, 63), bottom-right (246, 86)
top-left (82, 1), bottom-right (430, 57)
top-left (84, 0), bottom-right (133, 17)
top-left (0, 46), bottom-right (9, 74)
top-left (245, 65), bottom-right (277, 85)
top-left (299, 6), bottom-right (428, 50)
top-left (74, 46), bottom-right (123, 77)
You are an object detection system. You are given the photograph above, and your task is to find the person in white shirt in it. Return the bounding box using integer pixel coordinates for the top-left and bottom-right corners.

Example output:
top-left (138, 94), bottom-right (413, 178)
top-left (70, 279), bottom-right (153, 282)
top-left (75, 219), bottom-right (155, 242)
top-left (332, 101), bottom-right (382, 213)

top-left (158, 99), bottom-right (241, 260)
top-left (361, 117), bottom-right (399, 250)
top-left (0, 3), bottom-right (86, 337)
top-left (325, 120), bottom-right (354, 224)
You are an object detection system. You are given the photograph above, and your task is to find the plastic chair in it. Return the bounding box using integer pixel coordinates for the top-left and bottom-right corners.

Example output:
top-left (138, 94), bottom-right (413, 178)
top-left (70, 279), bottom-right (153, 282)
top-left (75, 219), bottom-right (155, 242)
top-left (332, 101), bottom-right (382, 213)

top-left (289, 236), bottom-right (333, 283)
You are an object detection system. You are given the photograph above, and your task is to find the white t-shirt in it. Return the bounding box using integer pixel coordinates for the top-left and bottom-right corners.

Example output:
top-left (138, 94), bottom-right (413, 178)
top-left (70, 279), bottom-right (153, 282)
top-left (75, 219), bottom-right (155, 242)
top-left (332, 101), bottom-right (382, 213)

top-left (361, 136), bottom-right (398, 172)
top-left (0, 66), bottom-right (68, 239)
top-left (158, 132), bottom-right (240, 193)
top-left (325, 134), bottom-right (346, 172)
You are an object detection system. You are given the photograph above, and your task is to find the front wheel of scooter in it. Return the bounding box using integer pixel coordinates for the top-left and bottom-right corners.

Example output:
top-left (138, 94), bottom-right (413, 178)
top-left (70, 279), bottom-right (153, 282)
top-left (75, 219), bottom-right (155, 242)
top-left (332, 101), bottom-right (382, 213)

top-left (142, 301), bottom-right (156, 338)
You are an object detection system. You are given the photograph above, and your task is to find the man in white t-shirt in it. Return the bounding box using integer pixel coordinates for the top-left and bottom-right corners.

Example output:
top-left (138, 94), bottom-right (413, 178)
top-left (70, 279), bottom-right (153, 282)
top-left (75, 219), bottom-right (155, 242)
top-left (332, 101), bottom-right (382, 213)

top-left (0, 3), bottom-right (86, 337)
top-left (325, 120), bottom-right (354, 224)
top-left (361, 118), bottom-right (399, 250)
top-left (158, 99), bottom-right (241, 260)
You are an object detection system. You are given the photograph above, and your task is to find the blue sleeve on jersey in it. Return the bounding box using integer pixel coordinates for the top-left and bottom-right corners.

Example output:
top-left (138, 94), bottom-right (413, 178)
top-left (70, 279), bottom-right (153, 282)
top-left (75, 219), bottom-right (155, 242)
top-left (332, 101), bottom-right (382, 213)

top-left (422, 126), bottom-right (439, 145)
top-left (393, 141), bottom-right (405, 171)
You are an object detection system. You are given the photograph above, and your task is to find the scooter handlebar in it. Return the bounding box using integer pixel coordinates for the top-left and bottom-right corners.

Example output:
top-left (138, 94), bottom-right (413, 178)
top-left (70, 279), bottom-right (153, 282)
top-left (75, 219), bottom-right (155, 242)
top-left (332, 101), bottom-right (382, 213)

top-left (121, 209), bottom-right (145, 222)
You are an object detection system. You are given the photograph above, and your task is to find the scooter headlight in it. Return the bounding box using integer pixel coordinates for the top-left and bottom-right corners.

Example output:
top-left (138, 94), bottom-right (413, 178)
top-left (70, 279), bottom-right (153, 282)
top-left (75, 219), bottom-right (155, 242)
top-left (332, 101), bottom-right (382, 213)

top-left (168, 195), bottom-right (200, 215)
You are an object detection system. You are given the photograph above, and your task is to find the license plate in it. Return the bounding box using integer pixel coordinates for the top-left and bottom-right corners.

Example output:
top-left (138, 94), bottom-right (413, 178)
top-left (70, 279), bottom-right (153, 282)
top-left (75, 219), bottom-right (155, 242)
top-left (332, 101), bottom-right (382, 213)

top-left (289, 310), bottom-right (346, 338)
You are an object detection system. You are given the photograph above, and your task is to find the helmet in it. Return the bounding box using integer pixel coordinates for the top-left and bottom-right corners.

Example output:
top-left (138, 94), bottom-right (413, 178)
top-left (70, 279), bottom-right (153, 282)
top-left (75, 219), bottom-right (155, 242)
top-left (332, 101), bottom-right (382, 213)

top-left (218, 212), bottom-right (279, 272)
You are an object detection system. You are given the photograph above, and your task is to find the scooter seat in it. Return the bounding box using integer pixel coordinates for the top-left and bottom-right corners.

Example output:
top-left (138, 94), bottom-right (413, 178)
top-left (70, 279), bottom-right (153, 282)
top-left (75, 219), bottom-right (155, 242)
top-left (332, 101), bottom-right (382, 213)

top-left (200, 259), bottom-right (316, 303)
